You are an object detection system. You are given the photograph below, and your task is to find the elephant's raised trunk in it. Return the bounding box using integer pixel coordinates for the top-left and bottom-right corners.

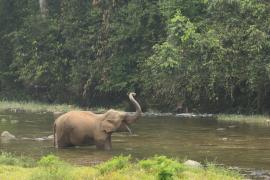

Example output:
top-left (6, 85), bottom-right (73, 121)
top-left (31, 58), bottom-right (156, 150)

top-left (125, 92), bottom-right (142, 124)
top-left (129, 92), bottom-right (142, 114)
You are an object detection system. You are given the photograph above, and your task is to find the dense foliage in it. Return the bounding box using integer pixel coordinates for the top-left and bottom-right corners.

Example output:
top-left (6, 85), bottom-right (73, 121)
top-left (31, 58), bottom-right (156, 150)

top-left (0, 0), bottom-right (269, 113)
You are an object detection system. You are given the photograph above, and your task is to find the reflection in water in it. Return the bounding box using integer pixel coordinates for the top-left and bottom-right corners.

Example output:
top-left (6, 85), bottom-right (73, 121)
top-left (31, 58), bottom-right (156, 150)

top-left (0, 111), bottom-right (270, 171)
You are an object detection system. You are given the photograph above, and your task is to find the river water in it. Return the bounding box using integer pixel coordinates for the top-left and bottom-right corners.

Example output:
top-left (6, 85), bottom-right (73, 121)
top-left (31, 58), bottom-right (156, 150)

top-left (0, 111), bottom-right (270, 175)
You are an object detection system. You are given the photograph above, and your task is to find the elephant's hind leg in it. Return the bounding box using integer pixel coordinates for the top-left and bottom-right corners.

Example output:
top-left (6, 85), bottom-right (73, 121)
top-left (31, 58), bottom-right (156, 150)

top-left (55, 130), bottom-right (73, 148)
top-left (56, 136), bottom-right (73, 148)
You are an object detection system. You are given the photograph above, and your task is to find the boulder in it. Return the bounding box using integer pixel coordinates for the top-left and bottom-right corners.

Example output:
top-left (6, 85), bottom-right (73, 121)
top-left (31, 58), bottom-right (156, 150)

top-left (227, 125), bottom-right (237, 129)
top-left (1, 118), bottom-right (7, 123)
top-left (184, 160), bottom-right (202, 168)
top-left (47, 135), bottom-right (54, 139)
top-left (216, 128), bottom-right (226, 131)
top-left (222, 137), bottom-right (228, 141)
top-left (34, 137), bottom-right (46, 141)
top-left (176, 113), bottom-right (197, 118)
top-left (10, 120), bottom-right (19, 124)
top-left (266, 119), bottom-right (270, 126)
top-left (1, 131), bottom-right (16, 140)
top-left (21, 137), bottom-right (32, 140)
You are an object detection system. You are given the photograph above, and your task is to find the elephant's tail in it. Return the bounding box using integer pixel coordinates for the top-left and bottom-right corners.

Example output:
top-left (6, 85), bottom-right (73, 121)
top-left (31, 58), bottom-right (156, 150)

top-left (53, 123), bottom-right (56, 147)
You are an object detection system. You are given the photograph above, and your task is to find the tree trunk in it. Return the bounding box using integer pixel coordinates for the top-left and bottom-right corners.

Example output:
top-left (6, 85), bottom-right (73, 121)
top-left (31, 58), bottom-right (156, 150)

top-left (39, 0), bottom-right (48, 17)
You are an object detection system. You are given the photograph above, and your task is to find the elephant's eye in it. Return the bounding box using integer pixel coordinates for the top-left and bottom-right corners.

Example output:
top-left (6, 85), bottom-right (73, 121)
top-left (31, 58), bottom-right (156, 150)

top-left (107, 119), bottom-right (114, 123)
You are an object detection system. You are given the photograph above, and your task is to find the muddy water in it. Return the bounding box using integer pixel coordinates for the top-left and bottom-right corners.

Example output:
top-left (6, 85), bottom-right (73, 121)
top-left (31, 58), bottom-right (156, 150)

top-left (0, 111), bottom-right (270, 172)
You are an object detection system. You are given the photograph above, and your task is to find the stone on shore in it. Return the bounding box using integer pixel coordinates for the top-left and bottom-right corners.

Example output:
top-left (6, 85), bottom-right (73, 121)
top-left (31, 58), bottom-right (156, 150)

top-left (1, 131), bottom-right (16, 140)
top-left (184, 160), bottom-right (202, 168)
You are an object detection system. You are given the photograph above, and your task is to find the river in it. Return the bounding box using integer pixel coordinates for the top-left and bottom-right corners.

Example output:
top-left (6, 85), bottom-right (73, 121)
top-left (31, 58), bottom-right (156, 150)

top-left (0, 111), bottom-right (270, 178)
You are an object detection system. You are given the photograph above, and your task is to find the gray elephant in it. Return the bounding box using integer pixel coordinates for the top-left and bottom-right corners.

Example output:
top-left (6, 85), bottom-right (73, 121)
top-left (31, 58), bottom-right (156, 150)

top-left (53, 92), bottom-right (142, 150)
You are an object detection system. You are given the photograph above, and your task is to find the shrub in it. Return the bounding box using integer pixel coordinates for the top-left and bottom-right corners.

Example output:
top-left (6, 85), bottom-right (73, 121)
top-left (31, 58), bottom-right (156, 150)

top-left (139, 156), bottom-right (184, 180)
top-left (97, 155), bottom-right (131, 175)
top-left (38, 155), bottom-right (64, 167)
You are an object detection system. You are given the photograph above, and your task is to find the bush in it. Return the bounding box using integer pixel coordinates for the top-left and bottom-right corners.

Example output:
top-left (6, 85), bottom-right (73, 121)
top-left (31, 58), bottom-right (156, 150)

top-left (139, 156), bottom-right (184, 180)
top-left (97, 155), bottom-right (131, 175)
top-left (38, 155), bottom-right (63, 167)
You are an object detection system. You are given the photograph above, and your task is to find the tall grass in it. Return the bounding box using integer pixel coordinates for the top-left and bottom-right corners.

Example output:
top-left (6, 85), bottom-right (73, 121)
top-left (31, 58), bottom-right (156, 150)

top-left (0, 100), bottom-right (118, 113)
top-left (0, 152), bottom-right (36, 167)
top-left (217, 114), bottom-right (270, 126)
top-left (0, 100), bottom-right (81, 113)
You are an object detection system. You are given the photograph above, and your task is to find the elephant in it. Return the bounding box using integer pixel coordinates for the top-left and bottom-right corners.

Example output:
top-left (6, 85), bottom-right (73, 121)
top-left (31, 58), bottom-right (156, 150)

top-left (53, 92), bottom-right (142, 150)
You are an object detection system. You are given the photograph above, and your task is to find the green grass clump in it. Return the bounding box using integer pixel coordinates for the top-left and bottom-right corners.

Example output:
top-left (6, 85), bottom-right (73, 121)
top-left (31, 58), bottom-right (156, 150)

top-left (38, 154), bottom-right (64, 167)
top-left (97, 155), bottom-right (131, 175)
top-left (0, 152), bottom-right (36, 167)
top-left (205, 163), bottom-right (243, 180)
top-left (139, 156), bottom-right (184, 180)
top-left (0, 153), bottom-right (244, 180)
top-left (32, 155), bottom-right (72, 180)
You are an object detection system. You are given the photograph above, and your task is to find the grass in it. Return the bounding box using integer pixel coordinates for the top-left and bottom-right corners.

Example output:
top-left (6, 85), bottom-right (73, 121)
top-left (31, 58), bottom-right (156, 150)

top-left (217, 114), bottom-right (270, 126)
top-left (0, 152), bottom-right (36, 167)
top-left (0, 100), bottom-right (120, 113)
top-left (0, 153), bottom-right (244, 180)
top-left (0, 100), bottom-right (81, 113)
top-left (0, 100), bottom-right (110, 113)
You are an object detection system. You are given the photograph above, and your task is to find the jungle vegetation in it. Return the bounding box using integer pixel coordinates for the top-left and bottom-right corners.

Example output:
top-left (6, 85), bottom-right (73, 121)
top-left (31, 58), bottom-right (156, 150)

top-left (0, 0), bottom-right (270, 113)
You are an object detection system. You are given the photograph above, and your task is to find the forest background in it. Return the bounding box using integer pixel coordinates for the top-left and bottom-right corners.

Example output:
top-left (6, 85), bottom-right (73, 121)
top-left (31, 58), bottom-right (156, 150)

top-left (0, 0), bottom-right (270, 113)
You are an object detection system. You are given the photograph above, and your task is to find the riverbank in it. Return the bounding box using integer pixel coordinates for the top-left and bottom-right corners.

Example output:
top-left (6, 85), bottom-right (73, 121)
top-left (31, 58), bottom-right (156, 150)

top-left (0, 100), bottom-right (81, 113)
top-left (217, 114), bottom-right (270, 126)
top-left (0, 153), bottom-right (243, 180)
top-left (1, 100), bottom-right (270, 126)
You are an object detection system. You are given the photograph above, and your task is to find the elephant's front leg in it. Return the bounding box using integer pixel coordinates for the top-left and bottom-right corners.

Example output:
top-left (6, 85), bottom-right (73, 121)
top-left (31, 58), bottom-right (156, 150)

top-left (104, 135), bottom-right (112, 150)
top-left (95, 134), bottom-right (112, 150)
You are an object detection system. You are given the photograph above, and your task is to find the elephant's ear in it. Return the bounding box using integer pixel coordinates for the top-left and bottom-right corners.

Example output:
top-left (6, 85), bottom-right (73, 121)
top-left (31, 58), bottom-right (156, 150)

top-left (101, 119), bottom-right (116, 133)
top-left (101, 110), bottom-right (124, 133)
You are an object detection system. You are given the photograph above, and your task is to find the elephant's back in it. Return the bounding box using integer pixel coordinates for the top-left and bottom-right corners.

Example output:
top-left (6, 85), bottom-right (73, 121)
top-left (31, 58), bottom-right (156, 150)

top-left (55, 111), bottom-right (98, 130)
top-left (55, 111), bottom-right (96, 122)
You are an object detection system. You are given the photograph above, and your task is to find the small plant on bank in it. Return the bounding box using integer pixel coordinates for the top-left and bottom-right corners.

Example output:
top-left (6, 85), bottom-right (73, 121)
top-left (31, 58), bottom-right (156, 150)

top-left (0, 152), bottom-right (36, 167)
top-left (38, 155), bottom-right (65, 167)
top-left (33, 155), bottom-right (72, 180)
top-left (206, 163), bottom-right (243, 179)
top-left (139, 156), bottom-right (184, 180)
top-left (97, 155), bottom-right (131, 175)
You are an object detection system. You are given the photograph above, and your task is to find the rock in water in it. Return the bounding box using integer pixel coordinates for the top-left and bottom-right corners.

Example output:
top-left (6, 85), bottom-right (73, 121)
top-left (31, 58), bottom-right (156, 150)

top-left (47, 135), bottom-right (54, 139)
top-left (216, 128), bottom-right (226, 131)
top-left (184, 160), bottom-right (202, 168)
top-left (1, 131), bottom-right (16, 140)
top-left (222, 137), bottom-right (228, 141)
top-left (34, 138), bottom-right (46, 141)
top-left (10, 120), bottom-right (19, 124)
top-left (21, 137), bottom-right (32, 140)
top-left (1, 118), bottom-right (7, 123)
top-left (227, 125), bottom-right (237, 129)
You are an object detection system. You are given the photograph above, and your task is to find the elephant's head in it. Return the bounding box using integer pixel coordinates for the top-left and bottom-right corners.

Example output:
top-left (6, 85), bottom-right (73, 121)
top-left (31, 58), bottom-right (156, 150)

top-left (100, 92), bottom-right (142, 133)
